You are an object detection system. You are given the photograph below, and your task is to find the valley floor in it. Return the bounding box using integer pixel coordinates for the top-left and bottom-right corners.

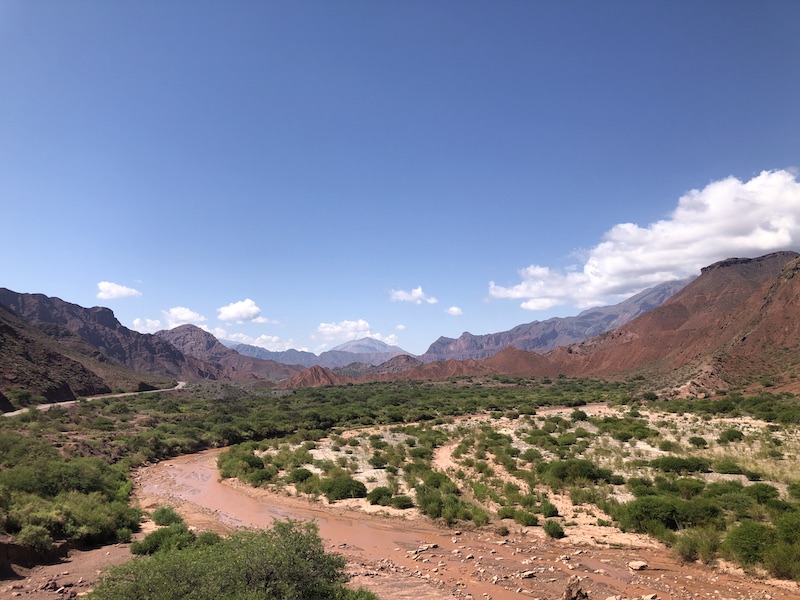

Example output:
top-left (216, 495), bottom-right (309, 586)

top-left (10, 444), bottom-right (799, 600)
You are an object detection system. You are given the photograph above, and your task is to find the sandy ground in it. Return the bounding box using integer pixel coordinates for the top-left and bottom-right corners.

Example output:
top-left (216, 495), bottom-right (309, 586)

top-left (7, 447), bottom-right (800, 600)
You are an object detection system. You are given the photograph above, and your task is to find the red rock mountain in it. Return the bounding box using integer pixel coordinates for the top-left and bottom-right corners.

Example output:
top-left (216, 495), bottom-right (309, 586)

top-left (0, 288), bottom-right (220, 383)
top-left (156, 325), bottom-right (303, 382)
top-left (543, 251), bottom-right (800, 390)
top-left (283, 251), bottom-right (800, 391)
top-left (0, 302), bottom-right (113, 403)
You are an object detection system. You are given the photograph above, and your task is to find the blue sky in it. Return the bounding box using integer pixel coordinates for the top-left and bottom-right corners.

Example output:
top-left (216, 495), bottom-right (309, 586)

top-left (2, 2), bottom-right (800, 355)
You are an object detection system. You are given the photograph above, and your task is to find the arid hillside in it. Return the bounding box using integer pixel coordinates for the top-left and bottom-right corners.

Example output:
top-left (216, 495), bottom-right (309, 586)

top-left (547, 251), bottom-right (800, 391)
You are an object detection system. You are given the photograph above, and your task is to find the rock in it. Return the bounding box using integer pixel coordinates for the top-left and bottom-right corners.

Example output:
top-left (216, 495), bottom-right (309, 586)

top-left (628, 560), bottom-right (648, 571)
top-left (519, 571), bottom-right (537, 579)
top-left (562, 575), bottom-right (589, 600)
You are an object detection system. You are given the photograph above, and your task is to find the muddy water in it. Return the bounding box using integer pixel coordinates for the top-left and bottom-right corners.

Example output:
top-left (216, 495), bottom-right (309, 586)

top-left (136, 449), bottom-right (800, 600)
top-left (138, 448), bottom-right (516, 599)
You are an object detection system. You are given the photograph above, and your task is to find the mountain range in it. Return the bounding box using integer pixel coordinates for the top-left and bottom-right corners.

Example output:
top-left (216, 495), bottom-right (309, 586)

top-left (227, 337), bottom-right (409, 369)
top-left (418, 278), bottom-right (693, 362)
top-left (275, 251), bottom-right (800, 392)
top-left (3, 250), bottom-right (799, 408)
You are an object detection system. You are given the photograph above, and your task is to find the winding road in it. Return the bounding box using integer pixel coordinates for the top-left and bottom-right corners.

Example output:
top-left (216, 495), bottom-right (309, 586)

top-left (2, 381), bottom-right (187, 417)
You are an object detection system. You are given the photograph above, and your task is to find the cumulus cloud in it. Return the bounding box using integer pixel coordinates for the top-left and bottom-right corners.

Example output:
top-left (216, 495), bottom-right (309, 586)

top-left (97, 281), bottom-right (141, 299)
top-left (163, 306), bottom-right (207, 328)
top-left (389, 286), bottom-right (438, 304)
top-left (222, 331), bottom-right (304, 352)
top-left (490, 170), bottom-right (800, 310)
top-left (317, 319), bottom-right (373, 340)
top-left (131, 318), bottom-right (162, 333)
top-left (217, 298), bottom-right (271, 322)
top-left (396, 324), bottom-right (406, 331)
top-left (445, 306), bottom-right (463, 316)
top-left (316, 319), bottom-right (398, 346)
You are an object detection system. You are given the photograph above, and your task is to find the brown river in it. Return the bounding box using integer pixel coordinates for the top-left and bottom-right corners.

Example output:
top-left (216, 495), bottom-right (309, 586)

top-left (131, 448), bottom-right (800, 600)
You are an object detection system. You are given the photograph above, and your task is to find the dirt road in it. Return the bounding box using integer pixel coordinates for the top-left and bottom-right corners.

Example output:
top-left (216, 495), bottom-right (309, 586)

top-left (2, 381), bottom-right (186, 418)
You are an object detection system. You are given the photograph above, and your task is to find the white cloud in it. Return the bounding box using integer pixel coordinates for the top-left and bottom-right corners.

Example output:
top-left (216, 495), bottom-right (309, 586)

top-left (490, 169), bottom-right (800, 310)
top-left (97, 281), bottom-right (141, 299)
top-left (131, 318), bottom-right (162, 333)
top-left (389, 286), bottom-right (438, 304)
top-left (445, 306), bottom-right (463, 316)
top-left (316, 319), bottom-right (398, 346)
top-left (163, 306), bottom-right (207, 328)
top-left (223, 331), bottom-right (304, 352)
top-left (317, 319), bottom-right (373, 340)
top-left (396, 324), bottom-right (406, 331)
top-left (217, 298), bottom-right (269, 322)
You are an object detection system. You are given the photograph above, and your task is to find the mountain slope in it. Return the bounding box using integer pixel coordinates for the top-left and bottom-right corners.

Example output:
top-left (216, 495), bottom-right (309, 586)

top-left (421, 278), bottom-right (692, 362)
top-left (547, 251), bottom-right (800, 388)
top-left (0, 302), bottom-right (112, 403)
top-left (156, 325), bottom-right (303, 381)
top-left (0, 288), bottom-right (220, 382)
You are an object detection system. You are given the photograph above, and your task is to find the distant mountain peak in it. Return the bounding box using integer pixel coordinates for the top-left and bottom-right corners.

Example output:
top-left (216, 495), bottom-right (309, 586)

top-left (329, 337), bottom-right (406, 354)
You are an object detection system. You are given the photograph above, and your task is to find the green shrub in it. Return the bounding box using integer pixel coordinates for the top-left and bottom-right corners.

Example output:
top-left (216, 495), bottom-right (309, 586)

top-left (91, 520), bottom-right (377, 600)
top-left (688, 436), bottom-right (708, 448)
top-left (320, 475), bottom-right (367, 502)
top-left (366, 486), bottom-right (393, 506)
top-left (616, 496), bottom-right (679, 533)
top-left (744, 483), bottom-right (779, 504)
top-left (16, 524), bottom-right (54, 554)
top-left (673, 526), bottom-right (720, 564)
top-left (650, 456), bottom-right (710, 474)
top-left (713, 457), bottom-right (743, 475)
top-left (763, 541), bottom-right (800, 581)
top-left (497, 505), bottom-right (516, 520)
top-left (717, 428), bottom-right (744, 444)
top-left (543, 520), bottom-right (565, 539)
top-left (130, 522), bottom-right (196, 555)
top-left (286, 467), bottom-right (313, 484)
top-left (514, 510), bottom-right (539, 527)
top-left (151, 506), bottom-right (183, 526)
top-left (389, 495), bottom-right (414, 510)
top-left (787, 482), bottom-right (800, 500)
top-left (541, 499), bottom-right (559, 518)
top-left (721, 520), bottom-right (775, 566)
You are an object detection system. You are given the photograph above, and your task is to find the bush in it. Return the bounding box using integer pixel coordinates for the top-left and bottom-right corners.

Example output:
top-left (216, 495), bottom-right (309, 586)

top-left (721, 520), bottom-right (775, 566)
top-left (763, 541), bottom-right (800, 580)
top-left (286, 467), bottom-right (313, 484)
top-left (366, 486), bottom-right (393, 506)
top-left (543, 520), bottom-right (565, 539)
top-left (541, 499), bottom-right (559, 518)
top-left (616, 496), bottom-right (679, 533)
top-left (717, 428), bottom-right (744, 444)
top-left (130, 523), bottom-right (196, 555)
top-left (650, 456), bottom-right (710, 474)
top-left (713, 457), bottom-right (743, 475)
top-left (319, 475), bottom-right (367, 502)
top-left (389, 495), bottom-right (414, 510)
top-left (151, 506), bottom-right (183, 526)
top-left (673, 526), bottom-right (720, 564)
top-left (688, 436), bottom-right (708, 448)
top-left (16, 524), bottom-right (54, 554)
top-left (91, 520), bottom-right (378, 600)
top-left (514, 510), bottom-right (539, 527)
